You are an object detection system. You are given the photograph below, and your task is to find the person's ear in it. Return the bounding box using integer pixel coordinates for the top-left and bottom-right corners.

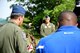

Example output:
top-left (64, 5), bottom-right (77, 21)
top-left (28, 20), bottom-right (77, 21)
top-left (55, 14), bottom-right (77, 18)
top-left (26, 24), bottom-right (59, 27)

top-left (17, 16), bottom-right (21, 22)
top-left (57, 22), bottom-right (63, 28)
top-left (76, 23), bottom-right (78, 26)
top-left (57, 22), bottom-right (59, 26)
top-left (18, 17), bottom-right (21, 21)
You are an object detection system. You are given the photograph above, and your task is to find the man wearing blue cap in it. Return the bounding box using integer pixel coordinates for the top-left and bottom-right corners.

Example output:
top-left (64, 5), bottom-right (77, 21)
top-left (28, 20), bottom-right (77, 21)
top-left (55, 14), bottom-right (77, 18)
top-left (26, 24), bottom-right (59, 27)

top-left (0, 5), bottom-right (29, 53)
top-left (36, 11), bottom-right (80, 53)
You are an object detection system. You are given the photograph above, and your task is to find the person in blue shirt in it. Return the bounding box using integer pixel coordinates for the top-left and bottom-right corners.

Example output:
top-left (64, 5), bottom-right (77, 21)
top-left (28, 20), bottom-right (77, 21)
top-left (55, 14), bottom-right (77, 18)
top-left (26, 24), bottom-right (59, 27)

top-left (36, 11), bottom-right (80, 53)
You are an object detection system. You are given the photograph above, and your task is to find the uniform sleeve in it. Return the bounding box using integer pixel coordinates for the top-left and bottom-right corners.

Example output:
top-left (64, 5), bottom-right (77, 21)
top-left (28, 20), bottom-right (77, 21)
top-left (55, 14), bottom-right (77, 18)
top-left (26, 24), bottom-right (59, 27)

top-left (15, 29), bottom-right (29, 53)
top-left (51, 24), bottom-right (55, 32)
top-left (36, 39), bottom-right (45, 53)
top-left (40, 24), bottom-right (46, 36)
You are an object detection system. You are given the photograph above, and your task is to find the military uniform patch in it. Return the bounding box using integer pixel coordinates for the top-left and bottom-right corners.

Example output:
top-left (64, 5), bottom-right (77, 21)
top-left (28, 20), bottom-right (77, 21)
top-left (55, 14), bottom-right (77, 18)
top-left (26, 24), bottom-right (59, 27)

top-left (21, 32), bottom-right (27, 41)
top-left (48, 26), bottom-right (51, 28)
top-left (45, 26), bottom-right (47, 28)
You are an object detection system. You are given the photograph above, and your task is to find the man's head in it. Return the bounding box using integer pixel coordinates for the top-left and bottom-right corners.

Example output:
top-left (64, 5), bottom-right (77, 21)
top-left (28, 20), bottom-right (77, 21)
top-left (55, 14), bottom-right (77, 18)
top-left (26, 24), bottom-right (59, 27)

top-left (10, 5), bottom-right (26, 26)
top-left (58, 11), bottom-right (78, 27)
top-left (44, 16), bottom-right (50, 24)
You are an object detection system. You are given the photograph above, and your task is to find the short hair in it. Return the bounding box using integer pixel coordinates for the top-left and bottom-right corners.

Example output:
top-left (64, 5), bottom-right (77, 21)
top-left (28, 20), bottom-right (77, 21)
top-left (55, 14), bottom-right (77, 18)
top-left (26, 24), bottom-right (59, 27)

top-left (58, 11), bottom-right (77, 22)
top-left (43, 15), bottom-right (50, 20)
top-left (45, 15), bottom-right (50, 19)
top-left (10, 15), bottom-right (23, 19)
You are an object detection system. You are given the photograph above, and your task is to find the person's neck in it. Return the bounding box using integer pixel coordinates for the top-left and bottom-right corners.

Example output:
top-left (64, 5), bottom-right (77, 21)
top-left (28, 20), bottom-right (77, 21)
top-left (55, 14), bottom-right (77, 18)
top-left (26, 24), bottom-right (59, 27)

top-left (45, 22), bottom-right (50, 26)
top-left (10, 19), bottom-right (19, 26)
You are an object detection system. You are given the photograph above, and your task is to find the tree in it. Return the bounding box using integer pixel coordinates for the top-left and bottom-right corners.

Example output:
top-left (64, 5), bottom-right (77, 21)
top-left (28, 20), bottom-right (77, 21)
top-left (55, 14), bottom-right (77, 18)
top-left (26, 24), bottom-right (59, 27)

top-left (25, 0), bottom-right (75, 34)
top-left (52, 0), bottom-right (75, 24)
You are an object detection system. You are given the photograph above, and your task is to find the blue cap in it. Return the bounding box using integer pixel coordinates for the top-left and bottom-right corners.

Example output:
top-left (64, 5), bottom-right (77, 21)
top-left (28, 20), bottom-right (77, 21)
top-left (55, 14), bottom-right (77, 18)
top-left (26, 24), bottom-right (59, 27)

top-left (11, 5), bottom-right (26, 15)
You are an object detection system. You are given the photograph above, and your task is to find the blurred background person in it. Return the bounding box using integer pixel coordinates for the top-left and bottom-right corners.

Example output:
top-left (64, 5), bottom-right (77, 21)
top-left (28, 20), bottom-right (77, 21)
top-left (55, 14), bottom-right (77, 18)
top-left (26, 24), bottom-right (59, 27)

top-left (40, 16), bottom-right (55, 37)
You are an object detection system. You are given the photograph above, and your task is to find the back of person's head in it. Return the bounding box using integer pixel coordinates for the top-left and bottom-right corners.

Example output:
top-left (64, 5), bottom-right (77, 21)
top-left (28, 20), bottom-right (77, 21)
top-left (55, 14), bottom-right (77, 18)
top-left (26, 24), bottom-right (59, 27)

top-left (58, 11), bottom-right (77, 27)
top-left (10, 5), bottom-right (26, 19)
top-left (10, 5), bottom-right (26, 26)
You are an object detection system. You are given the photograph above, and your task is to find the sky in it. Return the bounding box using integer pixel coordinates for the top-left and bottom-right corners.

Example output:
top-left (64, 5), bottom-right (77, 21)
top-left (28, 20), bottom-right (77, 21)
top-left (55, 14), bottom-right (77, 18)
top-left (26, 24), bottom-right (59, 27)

top-left (0, 0), bottom-right (29, 19)
top-left (24, 0), bottom-right (29, 2)
top-left (0, 0), bottom-right (16, 19)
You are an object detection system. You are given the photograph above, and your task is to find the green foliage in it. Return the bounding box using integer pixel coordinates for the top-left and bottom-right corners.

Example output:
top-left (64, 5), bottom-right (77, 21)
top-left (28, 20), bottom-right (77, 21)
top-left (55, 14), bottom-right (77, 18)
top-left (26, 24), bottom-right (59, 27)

top-left (44, 10), bottom-right (53, 15)
top-left (24, 0), bottom-right (76, 35)
top-left (21, 0), bottom-right (76, 46)
top-left (24, 17), bottom-right (31, 23)
top-left (52, 0), bottom-right (75, 25)
top-left (32, 12), bottom-right (44, 33)
top-left (32, 0), bottom-right (75, 27)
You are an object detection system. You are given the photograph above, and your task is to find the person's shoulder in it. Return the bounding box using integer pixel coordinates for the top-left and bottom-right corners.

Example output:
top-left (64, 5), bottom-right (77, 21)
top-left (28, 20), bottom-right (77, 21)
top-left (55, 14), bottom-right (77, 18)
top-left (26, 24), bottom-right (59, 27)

top-left (39, 29), bottom-right (63, 42)
top-left (0, 23), bottom-right (19, 34)
top-left (50, 23), bottom-right (55, 26)
top-left (50, 23), bottom-right (53, 24)
top-left (75, 28), bottom-right (80, 33)
top-left (4, 22), bottom-right (17, 27)
top-left (4, 22), bottom-right (21, 31)
top-left (41, 23), bottom-right (45, 25)
top-left (0, 23), bottom-right (14, 29)
top-left (39, 33), bottom-right (56, 43)
top-left (41, 23), bottom-right (46, 27)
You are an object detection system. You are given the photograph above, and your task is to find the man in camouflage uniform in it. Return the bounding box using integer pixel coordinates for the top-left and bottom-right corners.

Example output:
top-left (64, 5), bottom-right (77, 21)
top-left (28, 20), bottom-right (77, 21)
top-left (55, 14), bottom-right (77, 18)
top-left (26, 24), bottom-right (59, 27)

top-left (40, 16), bottom-right (55, 37)
top-left (0, 5), bottom-right (29, 53)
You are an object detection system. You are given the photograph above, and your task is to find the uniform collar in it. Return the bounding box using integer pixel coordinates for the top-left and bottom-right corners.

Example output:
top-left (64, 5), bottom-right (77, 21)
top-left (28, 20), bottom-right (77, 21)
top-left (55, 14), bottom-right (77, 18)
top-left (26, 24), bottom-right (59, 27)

top-left (8, 20), bottom-right (18, 26)
top-left (58, 26), bottom-right (79, 31)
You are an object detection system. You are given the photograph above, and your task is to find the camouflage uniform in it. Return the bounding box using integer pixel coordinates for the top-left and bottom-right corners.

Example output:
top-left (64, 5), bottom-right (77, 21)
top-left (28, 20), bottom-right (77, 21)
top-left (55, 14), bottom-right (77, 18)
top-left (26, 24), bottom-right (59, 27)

top-left (40, 23), bottom-right (55, 36)
top-left (0, 21), bottom-right (29, 53)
